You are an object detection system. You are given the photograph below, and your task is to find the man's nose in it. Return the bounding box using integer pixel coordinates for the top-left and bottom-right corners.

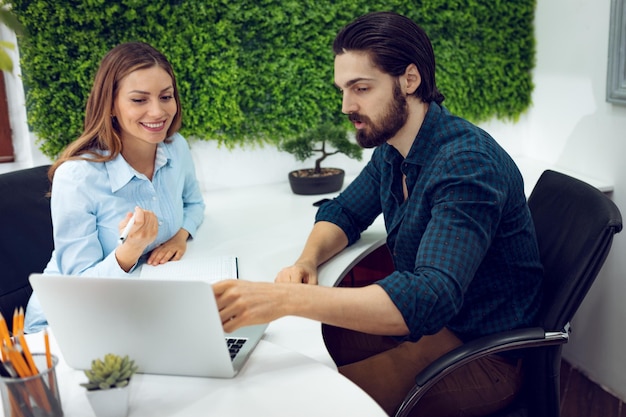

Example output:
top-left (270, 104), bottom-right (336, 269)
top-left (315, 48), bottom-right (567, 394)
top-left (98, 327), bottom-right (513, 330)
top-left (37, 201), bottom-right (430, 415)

top-left (341, 92), bottom-right (358, 114)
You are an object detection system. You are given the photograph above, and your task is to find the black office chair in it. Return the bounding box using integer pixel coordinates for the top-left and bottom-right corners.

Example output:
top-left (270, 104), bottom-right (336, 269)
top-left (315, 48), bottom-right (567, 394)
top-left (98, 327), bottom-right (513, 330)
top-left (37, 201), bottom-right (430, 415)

top-left (0, 165), bottom-right (53, 333)
top-left (394, 170), bottom-right (623, 417)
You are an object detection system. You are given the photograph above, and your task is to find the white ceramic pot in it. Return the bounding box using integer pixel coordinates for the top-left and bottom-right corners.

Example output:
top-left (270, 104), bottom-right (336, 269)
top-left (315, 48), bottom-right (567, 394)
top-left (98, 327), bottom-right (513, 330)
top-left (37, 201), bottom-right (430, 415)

top-left (85, 382), bottom-right (131, 417)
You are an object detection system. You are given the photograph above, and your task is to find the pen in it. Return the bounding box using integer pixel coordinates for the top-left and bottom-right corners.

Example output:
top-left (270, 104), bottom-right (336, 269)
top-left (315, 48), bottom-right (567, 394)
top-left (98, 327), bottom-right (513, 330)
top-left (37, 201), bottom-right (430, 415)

top-left (119, 213), bottom-right (136, 243)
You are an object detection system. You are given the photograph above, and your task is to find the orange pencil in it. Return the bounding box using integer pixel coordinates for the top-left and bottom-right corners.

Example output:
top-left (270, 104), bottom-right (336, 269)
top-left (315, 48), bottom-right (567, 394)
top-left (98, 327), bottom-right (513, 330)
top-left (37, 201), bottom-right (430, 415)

top-left (7, 345), bottom-right (52, 413)
top-left (12, 308), bottom-right (19, 337)
top-left (6, 346), bottom-right (30, 378)
top-left (44, 328), bottom-right (52, 369)
top-left (0, 313), bottom-right (12, 361)
top-left (18, 307), bottom-right (24, 335)
top-left (17, 333), bottom-right (38, 376)
top-left (0, 313), bottom-right (11, 344)
top-left (9, 388), bottom-right (26, 417)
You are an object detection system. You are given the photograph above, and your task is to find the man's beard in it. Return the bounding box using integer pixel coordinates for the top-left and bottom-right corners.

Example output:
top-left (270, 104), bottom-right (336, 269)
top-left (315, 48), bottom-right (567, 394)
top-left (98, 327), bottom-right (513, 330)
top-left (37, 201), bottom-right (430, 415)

top-left (350, 81), bottom-right (409, 149)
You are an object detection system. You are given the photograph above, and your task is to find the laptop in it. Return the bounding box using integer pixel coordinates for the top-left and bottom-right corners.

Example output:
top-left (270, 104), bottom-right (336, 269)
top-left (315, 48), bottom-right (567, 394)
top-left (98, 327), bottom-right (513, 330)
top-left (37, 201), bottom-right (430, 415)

top-left (28, 273), bottom-right (267, 378)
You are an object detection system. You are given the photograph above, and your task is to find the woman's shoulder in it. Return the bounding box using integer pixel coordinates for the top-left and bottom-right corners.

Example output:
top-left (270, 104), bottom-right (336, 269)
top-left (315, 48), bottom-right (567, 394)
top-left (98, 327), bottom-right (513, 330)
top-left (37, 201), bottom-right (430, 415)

top-left (163, 132), bottom-right (193, 157)
top-left (55, 155), bottom-right (107, 180)
top-left (167, 132), bottom-right (190, 147)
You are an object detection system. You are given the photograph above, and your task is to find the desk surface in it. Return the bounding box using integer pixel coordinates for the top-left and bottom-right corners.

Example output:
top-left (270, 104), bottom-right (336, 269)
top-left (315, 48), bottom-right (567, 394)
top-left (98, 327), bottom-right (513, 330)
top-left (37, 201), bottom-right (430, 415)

top-left (196, 178), bottom-right (386, 287)
top-left (17, 179), bottom-right (388, 417)
top-left (24, 330), bottom-right (386, 417)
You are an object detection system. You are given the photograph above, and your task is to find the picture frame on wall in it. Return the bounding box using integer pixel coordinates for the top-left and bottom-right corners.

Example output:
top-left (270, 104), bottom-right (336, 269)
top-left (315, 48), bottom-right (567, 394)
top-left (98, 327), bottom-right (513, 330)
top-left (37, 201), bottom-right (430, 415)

top-left (607, 0), bottom-right (626, 104)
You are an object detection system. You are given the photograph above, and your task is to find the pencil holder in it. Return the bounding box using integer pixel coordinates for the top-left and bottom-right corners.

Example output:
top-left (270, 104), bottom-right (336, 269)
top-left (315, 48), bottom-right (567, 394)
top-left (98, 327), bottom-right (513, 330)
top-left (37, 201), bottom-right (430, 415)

top-left (0, 353), bottom-right (63, 417)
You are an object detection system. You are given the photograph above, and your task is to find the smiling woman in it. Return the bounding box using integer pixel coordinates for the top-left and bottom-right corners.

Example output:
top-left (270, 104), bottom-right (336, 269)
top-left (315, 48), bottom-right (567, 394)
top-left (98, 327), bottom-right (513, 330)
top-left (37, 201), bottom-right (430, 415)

top-left (23, 42), bottom-right (206, 334)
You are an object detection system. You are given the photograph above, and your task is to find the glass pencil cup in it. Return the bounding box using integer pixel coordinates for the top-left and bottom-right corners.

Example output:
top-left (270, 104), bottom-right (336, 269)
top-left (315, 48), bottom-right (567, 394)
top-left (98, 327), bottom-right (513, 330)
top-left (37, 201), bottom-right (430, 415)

top-left (0, 353), bottom-right (63, 417)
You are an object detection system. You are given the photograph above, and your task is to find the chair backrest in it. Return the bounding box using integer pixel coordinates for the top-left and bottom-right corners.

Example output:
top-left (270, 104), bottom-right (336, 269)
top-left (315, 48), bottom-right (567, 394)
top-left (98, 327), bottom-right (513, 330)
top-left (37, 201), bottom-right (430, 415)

top-left (528, 169), bottom-right (622, 331)
top-left (0, 165), bottom-right (53, 332)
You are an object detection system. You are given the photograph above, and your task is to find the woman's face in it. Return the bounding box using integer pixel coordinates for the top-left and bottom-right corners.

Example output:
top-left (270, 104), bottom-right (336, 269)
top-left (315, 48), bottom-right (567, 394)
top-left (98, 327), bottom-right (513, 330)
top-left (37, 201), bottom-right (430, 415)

top-left (112, 66), bottom-right (177, 146)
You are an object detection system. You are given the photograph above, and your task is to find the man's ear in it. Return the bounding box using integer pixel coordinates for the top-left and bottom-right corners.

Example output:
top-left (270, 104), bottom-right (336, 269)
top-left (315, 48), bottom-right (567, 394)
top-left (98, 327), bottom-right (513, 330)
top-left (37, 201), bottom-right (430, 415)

top-left (403, 63), bottom-right (421, 95)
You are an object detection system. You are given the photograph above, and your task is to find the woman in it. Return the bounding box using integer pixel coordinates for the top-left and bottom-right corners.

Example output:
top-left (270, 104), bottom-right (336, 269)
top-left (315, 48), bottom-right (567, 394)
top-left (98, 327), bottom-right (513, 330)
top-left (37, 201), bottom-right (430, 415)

top-left (25, 42), bottom-right (205, 333)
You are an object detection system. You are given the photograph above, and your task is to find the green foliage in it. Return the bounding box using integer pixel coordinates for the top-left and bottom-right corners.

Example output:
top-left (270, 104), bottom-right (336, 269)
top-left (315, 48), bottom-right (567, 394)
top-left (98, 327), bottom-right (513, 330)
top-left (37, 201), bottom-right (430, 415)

top-left (280, 123), bottom-right (362, 173)
top-left (80, 353), bottom-right (138, 391)
top-left (9, 0), bottom-right (535, 159)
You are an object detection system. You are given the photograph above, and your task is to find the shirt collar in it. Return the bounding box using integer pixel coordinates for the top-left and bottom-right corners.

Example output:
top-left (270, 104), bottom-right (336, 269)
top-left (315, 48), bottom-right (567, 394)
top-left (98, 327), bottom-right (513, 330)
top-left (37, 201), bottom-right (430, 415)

top-left (382, 101), bottom-right (445, 166)
top-left (105, 141), bottom-right (173, 192)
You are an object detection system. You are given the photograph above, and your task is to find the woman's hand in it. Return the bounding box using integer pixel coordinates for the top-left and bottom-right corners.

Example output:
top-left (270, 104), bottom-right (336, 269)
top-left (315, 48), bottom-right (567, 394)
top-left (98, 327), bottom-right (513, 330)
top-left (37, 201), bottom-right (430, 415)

top-left (115, 207), bottom-right (159, 271)
top-left (146, 228), bottom-right (190, 265)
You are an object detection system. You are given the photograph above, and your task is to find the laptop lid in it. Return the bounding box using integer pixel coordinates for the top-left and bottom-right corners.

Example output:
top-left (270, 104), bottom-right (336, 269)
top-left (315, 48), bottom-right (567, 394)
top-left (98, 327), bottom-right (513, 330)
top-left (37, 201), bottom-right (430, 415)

top-left (28, 273), bottom-right (266, 378)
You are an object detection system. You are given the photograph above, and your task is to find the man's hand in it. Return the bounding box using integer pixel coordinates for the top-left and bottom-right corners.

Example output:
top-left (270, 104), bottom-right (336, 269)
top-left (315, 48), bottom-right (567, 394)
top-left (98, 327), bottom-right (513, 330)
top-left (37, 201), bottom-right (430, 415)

top-left (275, 261), bottom-right (318, 284)
top-left (213, 280), bottom-right (288, 333)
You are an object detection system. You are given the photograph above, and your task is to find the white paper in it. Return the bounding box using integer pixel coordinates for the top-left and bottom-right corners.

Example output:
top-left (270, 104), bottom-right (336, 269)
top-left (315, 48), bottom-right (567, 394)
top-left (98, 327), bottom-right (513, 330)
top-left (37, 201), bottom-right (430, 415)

top-left (139, 256), bottom-right (238, 282)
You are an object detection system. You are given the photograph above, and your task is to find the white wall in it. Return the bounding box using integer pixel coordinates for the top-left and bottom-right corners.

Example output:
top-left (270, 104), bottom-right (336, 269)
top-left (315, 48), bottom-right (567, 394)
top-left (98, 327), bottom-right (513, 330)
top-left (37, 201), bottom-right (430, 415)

top-left (3, 0), bottom-right (626, 399)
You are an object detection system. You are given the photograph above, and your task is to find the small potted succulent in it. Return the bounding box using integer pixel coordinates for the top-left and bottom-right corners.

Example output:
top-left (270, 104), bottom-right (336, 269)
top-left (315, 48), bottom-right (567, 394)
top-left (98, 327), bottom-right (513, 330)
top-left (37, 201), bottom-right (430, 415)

top-left (280, 122), bottom-right (363, 195)
top-left (81, 353), bottom-right (139, 417)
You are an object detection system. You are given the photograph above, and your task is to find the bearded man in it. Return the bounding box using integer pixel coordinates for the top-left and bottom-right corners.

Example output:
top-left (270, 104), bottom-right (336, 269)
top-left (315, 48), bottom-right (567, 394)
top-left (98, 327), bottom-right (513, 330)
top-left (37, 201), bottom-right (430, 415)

top-left (214, 11), bottom-right (542, 417)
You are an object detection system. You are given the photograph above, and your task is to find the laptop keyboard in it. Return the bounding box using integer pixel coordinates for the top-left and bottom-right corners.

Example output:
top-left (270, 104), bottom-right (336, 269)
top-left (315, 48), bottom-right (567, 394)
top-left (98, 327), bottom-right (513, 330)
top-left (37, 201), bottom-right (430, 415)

top-left (226, 337), bottom-right (248, 360)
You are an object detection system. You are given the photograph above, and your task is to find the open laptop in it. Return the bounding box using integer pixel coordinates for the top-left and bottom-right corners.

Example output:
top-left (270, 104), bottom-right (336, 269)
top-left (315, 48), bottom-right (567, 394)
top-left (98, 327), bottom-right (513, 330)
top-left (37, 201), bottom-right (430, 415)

top-left (28, 273), bottom-right (267, 378)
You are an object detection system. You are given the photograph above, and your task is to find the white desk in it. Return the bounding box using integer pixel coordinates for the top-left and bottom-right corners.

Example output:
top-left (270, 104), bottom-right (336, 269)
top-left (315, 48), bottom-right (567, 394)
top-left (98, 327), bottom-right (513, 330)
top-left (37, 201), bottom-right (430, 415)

top-left (196, 179), bottom-right (386, 287)
top-left (17, 179), bottom-right (388, 417)
top-left (23, 331), bottom-right (386, 417)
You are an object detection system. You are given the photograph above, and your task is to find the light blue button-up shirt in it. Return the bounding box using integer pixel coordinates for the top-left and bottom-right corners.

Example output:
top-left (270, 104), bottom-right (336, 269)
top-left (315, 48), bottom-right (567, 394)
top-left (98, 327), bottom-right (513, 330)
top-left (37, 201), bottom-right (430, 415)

top-left (25, 133), bottom-right (205, 332)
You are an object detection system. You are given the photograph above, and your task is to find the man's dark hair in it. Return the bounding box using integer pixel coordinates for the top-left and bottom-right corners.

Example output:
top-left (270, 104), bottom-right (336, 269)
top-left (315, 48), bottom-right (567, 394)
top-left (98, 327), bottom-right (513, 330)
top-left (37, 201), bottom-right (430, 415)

top-left (333, 11), bottom-right (445, 104)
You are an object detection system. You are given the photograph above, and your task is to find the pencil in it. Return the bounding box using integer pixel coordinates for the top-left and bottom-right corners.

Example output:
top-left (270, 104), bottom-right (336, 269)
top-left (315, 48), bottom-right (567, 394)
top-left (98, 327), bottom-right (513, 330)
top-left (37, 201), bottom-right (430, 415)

top-left (16, 334), bottom-right (38, 376)
top-left (6, 346), bottom-right (30, 378)
top-left (12, 308), bottom-right (19, 337)
top-left (7, 346), bottom-right (52, 414)
top-left (44, 329), bottom-right (51, 369)
top-left (18, 307), bottom-right (24, 335)
top-left (0, 313), bottom-right (12, 360)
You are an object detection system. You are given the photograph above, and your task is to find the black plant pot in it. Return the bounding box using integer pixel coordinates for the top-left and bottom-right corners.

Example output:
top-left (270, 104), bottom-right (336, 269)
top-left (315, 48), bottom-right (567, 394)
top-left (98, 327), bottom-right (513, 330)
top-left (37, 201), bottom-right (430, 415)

top-left (288, 168), bottom-right (345, 195)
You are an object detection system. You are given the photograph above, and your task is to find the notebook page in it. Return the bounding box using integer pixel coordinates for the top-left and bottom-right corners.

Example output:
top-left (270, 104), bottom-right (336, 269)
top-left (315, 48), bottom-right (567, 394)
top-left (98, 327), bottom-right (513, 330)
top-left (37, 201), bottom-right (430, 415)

top-left (139, 256), bottom-right (238, 282)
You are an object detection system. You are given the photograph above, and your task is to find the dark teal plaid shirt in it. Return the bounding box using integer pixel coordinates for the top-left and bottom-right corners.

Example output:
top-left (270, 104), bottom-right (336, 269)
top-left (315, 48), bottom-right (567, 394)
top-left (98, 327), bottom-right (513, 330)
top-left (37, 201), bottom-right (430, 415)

top-left (316, 102), bottom-right (542, 342)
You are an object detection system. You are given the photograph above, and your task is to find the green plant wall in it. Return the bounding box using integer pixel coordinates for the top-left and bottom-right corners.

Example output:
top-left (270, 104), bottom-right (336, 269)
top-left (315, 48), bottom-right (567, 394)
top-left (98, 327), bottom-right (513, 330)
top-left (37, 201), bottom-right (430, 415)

top-left (9, 0), bottom-right (536, 158)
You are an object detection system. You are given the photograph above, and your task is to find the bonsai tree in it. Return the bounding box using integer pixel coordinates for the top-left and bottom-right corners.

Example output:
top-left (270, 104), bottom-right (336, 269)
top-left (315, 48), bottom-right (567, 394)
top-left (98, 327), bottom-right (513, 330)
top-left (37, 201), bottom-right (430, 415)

top-left (280, 122), bottom-right (363, 176)
top-left (80, 353), bottom-right (138, 391)
top-left (280, 122), bottom-right (363, 195)
top-left (0, 1), bottom-right (25, 72)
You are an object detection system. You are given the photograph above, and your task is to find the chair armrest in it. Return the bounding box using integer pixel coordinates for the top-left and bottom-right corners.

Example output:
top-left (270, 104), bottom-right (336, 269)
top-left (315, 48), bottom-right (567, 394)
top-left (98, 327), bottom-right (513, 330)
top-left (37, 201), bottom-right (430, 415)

top-left (394, 327), bottom-right (568, 417)
top-left (416, 327), bottom-right (566, 385)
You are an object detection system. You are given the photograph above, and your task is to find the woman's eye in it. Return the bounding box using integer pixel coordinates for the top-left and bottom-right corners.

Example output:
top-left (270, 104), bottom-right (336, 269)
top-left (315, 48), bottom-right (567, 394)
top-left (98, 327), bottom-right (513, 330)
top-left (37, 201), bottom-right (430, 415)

top-left (131, 98), bottom-right (146, 103)
top-left (161, 95), bottom-right (174, 101)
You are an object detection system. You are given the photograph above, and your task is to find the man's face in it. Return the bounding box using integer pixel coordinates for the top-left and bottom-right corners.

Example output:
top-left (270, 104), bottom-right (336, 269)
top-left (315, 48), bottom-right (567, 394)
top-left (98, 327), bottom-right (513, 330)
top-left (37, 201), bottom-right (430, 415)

top-left (334, 51), bottom-right (408, 148)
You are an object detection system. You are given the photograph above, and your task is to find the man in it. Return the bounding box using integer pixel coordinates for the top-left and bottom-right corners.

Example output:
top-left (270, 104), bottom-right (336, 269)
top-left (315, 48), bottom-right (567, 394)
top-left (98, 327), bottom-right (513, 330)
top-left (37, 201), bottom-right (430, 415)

top-left (214, 11), bottom-right (542, 417)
